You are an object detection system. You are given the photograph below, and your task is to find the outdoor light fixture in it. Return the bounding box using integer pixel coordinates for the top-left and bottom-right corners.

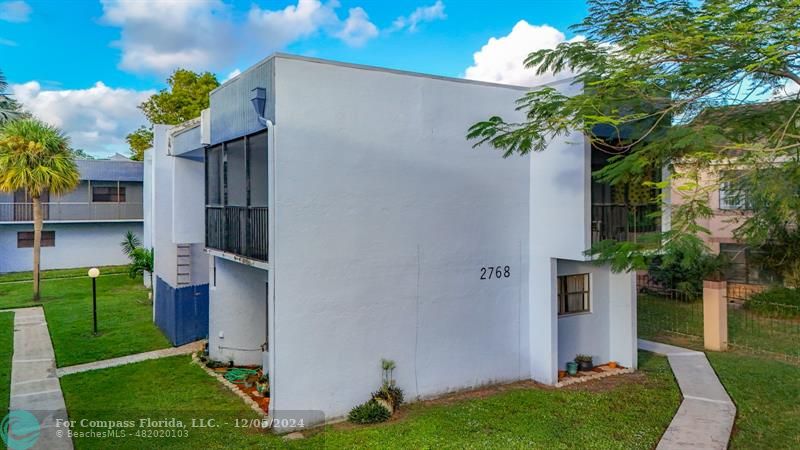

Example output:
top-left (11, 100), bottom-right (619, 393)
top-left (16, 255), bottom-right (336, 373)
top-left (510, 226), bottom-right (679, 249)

top-left (251, 87), bottom-right (267, 125)
top-left (88, 267), bottom-right (100, 335)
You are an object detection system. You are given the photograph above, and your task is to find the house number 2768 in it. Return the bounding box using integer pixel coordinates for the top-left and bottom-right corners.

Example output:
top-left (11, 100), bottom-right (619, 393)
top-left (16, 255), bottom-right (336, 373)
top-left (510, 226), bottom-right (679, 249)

top-left (480, 266), bottom-right (510, 279)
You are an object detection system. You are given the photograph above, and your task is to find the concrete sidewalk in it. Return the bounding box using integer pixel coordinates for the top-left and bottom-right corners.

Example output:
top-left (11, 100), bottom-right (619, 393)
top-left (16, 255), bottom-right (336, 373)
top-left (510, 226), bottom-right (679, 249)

top-left (9, 307), bottom-right (73, 450)
top-left (639, 339), bottom-right (736, 450)
top-left (56, 340), bottom-right (203, 377)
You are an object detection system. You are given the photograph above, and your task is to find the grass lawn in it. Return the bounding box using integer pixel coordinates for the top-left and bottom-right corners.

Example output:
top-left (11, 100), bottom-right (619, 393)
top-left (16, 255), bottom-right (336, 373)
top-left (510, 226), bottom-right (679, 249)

top-left (708, 352), bottom-right (800, 449)
top-left (0, 275), bottom-right (169, 367)
top-left (0, 312), bottom-right (13, 417)
top-left (61, 352), bottom-right (679, 449)
top-left (0, 265), bottom-right (128, 284)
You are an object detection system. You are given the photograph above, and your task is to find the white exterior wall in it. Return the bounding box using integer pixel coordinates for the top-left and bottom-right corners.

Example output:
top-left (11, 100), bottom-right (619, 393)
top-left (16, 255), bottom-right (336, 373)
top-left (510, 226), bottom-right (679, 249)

top-left (150, 125), bottom-right (209, 289)
top-left (0, 222), bottom-right (142, 273)
top-left (268, 57), bottom-right (532, 420)
top-left (143, 150), bottom-right (154, 288)
top-left (208, 257), bottom-right (267, 366)
top-left (527, 79), bottom-right (591, 385)
top-left (608, 268), bottom-right (638, 369)
top-left (152, 126), bottom-right (178, 288)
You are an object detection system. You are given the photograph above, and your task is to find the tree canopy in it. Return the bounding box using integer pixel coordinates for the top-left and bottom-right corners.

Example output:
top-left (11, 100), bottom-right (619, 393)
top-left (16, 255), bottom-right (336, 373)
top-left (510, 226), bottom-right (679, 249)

top-left (0, 68), bottom-right (23, 124)
top-left (0, 118), bottom-right (79, 197)
top-left (469, 0), bottom-right (800, 280)
top-left (126, 69), bottom-right (219, 160)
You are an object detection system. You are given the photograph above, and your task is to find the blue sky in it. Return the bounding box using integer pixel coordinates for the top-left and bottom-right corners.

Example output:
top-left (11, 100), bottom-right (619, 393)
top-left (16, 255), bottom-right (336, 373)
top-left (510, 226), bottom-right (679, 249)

top-left (0, 0), bottom-right (589, 156)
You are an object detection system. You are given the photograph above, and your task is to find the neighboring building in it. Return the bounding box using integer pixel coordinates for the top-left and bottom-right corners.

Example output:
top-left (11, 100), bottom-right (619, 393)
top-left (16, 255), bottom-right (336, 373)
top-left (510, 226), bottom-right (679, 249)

top-left (669, 165), bottom-right (774, 286)
top-left (148, 54), bottom-right (638, 425)
top-left (0, 158), bottom-right (143, 273)
top-left (143, 120), bottom-right (209, 346)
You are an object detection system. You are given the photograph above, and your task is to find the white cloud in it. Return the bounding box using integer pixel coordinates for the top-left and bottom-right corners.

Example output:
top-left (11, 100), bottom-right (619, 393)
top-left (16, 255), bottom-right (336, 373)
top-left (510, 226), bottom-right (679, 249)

top-left (0, 37), bottom-right (17, 46)
top-left (391, 1), bottom-right (446, 32)
top-left (0, 0), bottom-right (31, 22)
top-left (11, 81), bottom-right (154, 157)
top-left (101, 0), bottom-right (378, 75)
top-left (464, 21), bottom-right (582, 87)
top-left (247, 0), bottom-right (339, 49)
top-left (101, 0), bottom-right (236, 75)
top-left (776, 81), bottom-right (799, 98)
top-left (335, 7), bottom-right (378, 47)
top-left (224, 69), bottom-right (241, 82)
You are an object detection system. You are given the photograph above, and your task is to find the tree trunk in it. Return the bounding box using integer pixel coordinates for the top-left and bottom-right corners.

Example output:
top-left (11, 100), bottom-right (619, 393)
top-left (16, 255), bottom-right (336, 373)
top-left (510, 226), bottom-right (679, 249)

top-left (32, 195), bottom-right (42, 301)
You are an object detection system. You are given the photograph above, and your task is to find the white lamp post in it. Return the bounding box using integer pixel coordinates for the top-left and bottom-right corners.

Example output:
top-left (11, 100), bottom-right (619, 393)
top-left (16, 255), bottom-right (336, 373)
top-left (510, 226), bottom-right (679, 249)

top-left (88, 267), bottom-right (100, 335)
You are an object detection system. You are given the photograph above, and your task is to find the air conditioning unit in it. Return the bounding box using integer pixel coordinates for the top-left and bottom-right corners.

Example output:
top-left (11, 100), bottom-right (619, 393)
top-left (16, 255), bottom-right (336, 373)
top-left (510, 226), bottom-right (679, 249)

top-left (200, 109), bottom-right (211, 145)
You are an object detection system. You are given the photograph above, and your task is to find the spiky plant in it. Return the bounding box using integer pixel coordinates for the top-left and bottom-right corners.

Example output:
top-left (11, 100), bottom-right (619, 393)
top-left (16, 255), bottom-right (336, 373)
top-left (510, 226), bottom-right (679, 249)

top-left (0, 119), bottom-right (79, 300)
top-left (120, 230), bottom-right (141, 257)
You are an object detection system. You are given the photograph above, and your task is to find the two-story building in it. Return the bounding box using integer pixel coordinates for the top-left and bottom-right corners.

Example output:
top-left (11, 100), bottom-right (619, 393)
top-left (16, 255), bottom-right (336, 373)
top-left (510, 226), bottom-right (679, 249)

top-left (143, 121), bottom-right (210, 346)
top-left (0, 156), bottom-right (144, 273)
top-left (180, 54), bottom-right (637, 425)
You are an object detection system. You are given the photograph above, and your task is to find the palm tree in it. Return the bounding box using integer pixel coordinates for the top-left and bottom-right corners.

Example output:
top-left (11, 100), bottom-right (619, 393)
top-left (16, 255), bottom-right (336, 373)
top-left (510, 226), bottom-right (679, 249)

top-left (0, 119), bottom-right (79, 300)
top-left (0, 69), bottom-right (22, 124)
top-left (129, 247), bottom-right (154, 295)
top-left (120, 230), bottom-right (141, 257)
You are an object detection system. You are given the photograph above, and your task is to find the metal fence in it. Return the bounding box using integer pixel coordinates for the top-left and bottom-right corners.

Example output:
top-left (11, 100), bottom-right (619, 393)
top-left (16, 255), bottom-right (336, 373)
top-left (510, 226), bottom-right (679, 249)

top-left (591, 203), bottom-right (660, 244)
top-left (637, 273), bottom-right (800, 362)
top-left (726, 288), bottom-right (800, 362)
top-left (0, 202), bottom-right (143, 222)
top-left (205, 206), bottom-right (268, 262)
top-left (637, 273), bottom-right (703, 341)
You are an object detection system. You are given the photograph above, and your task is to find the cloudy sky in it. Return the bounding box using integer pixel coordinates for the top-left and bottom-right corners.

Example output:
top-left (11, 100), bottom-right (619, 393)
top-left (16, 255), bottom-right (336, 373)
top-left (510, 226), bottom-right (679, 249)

top-left (0, 0), bottom-right (588, 157)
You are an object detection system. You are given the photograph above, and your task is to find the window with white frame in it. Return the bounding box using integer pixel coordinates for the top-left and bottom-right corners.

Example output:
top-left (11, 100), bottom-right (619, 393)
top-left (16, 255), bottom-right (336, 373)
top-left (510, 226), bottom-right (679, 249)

top-left (719, 172), bottom-right (748, 210)
top-left (558, 273), bottom-right (590, 315)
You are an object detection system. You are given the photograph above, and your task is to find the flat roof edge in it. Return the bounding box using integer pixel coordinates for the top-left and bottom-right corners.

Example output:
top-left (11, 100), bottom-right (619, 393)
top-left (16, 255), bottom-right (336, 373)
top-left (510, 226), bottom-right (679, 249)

top-left (212, 52), bottom-right (578, 95)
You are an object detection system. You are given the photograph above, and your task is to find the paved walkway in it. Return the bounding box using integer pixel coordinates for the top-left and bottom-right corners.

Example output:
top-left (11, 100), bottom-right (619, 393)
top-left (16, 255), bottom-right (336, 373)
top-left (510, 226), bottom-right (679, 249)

top-left (56, 340), bottom-right (203, 377)
top-left (638, 339), bottom-right (736, 450)
top-left (9, 307), bottom-right (73, 449)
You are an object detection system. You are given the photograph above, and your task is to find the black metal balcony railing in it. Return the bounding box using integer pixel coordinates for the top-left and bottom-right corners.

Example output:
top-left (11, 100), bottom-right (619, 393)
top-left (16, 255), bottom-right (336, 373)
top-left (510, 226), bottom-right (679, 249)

top-left (206, 206), bottom-right (268, 262)
top-left (591, 203), bottom-right (660, 244)
top-left (0, 202), bottom-right (144, 222)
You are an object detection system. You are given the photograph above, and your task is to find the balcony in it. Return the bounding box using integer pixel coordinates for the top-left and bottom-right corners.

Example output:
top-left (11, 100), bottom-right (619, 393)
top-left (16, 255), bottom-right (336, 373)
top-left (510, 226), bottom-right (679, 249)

top-left (205, 206), bottom-right (268, 262)
top-left (0, 202), bottom-right (144, 223)
top-left (591, 203), bottom-right (660, 244)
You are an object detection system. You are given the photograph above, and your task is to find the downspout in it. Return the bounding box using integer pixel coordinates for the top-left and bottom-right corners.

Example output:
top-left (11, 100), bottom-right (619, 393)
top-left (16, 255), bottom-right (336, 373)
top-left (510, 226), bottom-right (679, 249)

top-left (257, 116), bottom-right (277, 417)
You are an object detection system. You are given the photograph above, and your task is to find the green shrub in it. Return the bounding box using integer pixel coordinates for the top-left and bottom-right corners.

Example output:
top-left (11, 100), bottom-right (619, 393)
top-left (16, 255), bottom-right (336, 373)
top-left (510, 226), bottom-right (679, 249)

top-left (372, 384), bottom-right (404, 410)
top-left (348, 399), bottom-right (391, 424)
top-left (648, 247), bottom-right (727, 297)
top-left (746, 287), bottom-right (800, 318)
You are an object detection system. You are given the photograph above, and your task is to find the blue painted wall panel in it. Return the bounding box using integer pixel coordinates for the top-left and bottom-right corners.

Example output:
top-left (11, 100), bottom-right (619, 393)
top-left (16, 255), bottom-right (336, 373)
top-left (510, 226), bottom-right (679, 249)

top-left (155, 276), bottom-right (209, 346)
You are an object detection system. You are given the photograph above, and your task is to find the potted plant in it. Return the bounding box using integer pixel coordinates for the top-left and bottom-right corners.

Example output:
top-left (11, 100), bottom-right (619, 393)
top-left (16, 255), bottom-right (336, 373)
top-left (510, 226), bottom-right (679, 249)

top-left (566, 361), bottom-right (578, 376)
top-left (575, 354), bottom-right (593, 371)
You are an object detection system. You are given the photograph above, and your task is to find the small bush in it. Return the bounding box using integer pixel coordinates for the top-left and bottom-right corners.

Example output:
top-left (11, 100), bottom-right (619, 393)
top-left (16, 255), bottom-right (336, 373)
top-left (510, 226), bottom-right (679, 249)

top-left (348, 399), bottom-right (391, 424)
top-left (746, 287), bottom-right (800, 318)
top-left (648, 247), bottom-right (727, 297)
top-left (372, 384), bottom-right (404, 410)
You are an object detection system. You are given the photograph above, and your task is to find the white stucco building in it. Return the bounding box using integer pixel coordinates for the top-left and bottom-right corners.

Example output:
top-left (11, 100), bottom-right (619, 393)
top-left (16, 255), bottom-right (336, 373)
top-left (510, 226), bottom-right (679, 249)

top-left (0, 157), bottom-right (144, 273)
top-left (148, 54), bottom-right (637, 425)
top-left (143, 121), bottom-right (209, 345)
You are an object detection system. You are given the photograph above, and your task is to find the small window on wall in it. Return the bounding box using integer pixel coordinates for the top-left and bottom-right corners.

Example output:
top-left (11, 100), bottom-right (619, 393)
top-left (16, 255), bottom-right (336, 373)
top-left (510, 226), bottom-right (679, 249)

top-left (558, 273), bottom-right (590, 315)
top-left (17, 231), bottom-right (55, 248)
top-left (92, 186), bottom-right (126, 202)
